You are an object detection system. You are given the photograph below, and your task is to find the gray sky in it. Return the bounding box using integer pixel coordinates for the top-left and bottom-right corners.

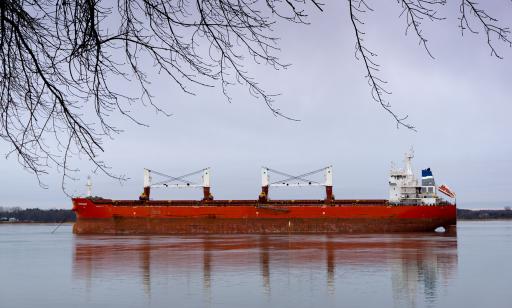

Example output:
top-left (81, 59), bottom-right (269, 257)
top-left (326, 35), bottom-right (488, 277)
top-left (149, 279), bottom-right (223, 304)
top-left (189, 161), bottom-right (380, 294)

top-left (1, 1), bottom-right (511, 209)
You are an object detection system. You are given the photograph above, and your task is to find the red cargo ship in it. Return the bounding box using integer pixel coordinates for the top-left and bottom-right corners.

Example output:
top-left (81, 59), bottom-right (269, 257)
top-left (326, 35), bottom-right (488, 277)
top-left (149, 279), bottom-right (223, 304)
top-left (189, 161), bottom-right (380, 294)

top-left (72, 151), bottom-right (457, 234)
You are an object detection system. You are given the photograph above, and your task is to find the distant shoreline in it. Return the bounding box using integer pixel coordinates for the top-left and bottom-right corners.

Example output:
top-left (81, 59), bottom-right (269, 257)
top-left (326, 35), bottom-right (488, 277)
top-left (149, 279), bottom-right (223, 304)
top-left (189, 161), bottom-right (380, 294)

top-left (0, 208), bottom-right (75, 223)
top-left (457, 209), bottom-right (512, 220)
top-left (0, 222), bottom-right (74, 224)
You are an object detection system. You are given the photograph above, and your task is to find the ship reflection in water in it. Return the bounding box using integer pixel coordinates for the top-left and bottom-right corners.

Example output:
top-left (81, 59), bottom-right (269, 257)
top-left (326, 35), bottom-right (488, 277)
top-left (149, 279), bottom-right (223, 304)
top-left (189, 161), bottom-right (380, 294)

top-left (73, 234), bottom-right (457, 307)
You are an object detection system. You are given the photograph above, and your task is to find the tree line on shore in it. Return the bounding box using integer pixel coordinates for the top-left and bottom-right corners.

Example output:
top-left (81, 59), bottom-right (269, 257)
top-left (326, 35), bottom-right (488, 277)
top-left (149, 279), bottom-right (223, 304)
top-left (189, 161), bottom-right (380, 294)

top-left (457, 208), bottom-right (512, 220)
top-left (0, 207), bottom-right (75, 222)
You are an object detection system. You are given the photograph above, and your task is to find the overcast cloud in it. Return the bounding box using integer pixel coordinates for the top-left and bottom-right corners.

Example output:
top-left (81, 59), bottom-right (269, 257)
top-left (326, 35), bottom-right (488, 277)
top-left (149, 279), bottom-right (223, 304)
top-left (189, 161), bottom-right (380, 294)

top-left (1, 1), bottom-right (511, 209)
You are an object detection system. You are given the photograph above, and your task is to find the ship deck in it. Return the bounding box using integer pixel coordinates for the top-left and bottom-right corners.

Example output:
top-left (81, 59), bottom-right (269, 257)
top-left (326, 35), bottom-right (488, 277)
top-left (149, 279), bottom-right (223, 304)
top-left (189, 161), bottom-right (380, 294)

top-left (85, 198), bottom-right (390, 206)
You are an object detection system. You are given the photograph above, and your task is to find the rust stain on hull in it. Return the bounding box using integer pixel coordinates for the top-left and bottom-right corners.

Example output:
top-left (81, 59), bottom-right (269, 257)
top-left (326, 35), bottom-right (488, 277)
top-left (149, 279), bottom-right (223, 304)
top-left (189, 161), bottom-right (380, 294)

top-left (73, 217), bottom-right (456, 234)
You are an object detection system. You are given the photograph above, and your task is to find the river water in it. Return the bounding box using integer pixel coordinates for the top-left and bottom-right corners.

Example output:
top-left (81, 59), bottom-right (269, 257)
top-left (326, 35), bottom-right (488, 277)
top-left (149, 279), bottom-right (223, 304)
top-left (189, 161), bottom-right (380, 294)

top-left (1, 221), bottom-right (511, 308)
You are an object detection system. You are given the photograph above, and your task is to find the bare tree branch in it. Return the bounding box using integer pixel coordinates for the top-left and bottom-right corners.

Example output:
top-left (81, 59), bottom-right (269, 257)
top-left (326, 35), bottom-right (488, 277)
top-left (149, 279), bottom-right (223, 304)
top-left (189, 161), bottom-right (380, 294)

top-left (0, 0), bottom-right (510, 190)
top-left (0, 0), bottom-right (321, 191)
top-left (396, 0), bottom-right (446, 58)
top-left (349, 0), bottom-right (415, 130)
top-left (459, 0), bottom-right (511, 59)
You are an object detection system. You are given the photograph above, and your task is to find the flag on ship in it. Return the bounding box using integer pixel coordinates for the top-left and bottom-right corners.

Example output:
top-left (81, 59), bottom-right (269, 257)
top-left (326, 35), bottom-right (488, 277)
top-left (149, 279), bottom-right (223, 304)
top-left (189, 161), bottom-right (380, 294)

top-left (438, 185), bottom-right (456, 198)
top-left (421, 168), bottom-right (435, 186)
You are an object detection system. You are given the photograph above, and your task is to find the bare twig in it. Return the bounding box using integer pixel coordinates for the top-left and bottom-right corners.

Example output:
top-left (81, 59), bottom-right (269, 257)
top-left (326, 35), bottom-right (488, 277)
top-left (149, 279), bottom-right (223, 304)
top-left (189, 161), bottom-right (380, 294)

top-left (459, 0), bottom-right (511, 59)
top-left (349, 0), bottom-right (415, 130)
top-left (396, 0), bottom-right (446, 58)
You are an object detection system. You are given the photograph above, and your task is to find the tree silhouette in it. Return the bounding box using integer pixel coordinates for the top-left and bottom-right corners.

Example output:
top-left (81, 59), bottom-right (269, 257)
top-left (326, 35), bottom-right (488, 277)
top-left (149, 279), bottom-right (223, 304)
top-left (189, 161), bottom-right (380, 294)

top-left (0, 0), bottom-right (510, 187)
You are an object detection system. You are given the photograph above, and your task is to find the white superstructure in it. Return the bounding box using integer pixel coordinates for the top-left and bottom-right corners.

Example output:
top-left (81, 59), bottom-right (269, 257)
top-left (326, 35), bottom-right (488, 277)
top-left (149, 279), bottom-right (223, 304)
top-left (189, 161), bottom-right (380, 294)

top-left (389, 150), bottom-right (439, 205)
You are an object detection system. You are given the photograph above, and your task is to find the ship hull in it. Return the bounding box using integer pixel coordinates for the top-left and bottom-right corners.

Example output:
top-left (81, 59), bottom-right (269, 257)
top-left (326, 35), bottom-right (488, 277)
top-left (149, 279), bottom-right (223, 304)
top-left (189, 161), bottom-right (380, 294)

top-left (72, 198), bottom-right (456, 234)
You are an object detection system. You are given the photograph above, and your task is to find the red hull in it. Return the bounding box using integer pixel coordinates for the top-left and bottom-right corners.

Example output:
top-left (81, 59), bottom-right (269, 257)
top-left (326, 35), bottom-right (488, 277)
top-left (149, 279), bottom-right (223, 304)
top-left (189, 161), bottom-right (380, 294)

top-left (72, 198), bottom-right (457, 234)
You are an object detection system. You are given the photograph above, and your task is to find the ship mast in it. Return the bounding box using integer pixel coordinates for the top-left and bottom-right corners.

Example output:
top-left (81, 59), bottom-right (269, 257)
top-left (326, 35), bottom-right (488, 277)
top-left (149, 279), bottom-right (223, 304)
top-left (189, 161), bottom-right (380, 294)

top-left (86, 176), bottom-right (92, 197)
top-left (404, 147), bottom-right (414, 176)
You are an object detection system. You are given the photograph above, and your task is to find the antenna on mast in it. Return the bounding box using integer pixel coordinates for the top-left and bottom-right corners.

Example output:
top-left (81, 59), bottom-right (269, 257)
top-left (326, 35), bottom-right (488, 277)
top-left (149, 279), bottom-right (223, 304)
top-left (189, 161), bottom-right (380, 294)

top-left (404, 146), bottom-right (415, 176)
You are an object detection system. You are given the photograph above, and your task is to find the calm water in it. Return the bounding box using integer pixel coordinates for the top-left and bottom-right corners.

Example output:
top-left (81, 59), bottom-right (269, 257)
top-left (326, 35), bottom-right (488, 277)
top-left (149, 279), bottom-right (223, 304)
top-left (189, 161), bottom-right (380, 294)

top-left (1, 221), bottom-right (511, 308)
